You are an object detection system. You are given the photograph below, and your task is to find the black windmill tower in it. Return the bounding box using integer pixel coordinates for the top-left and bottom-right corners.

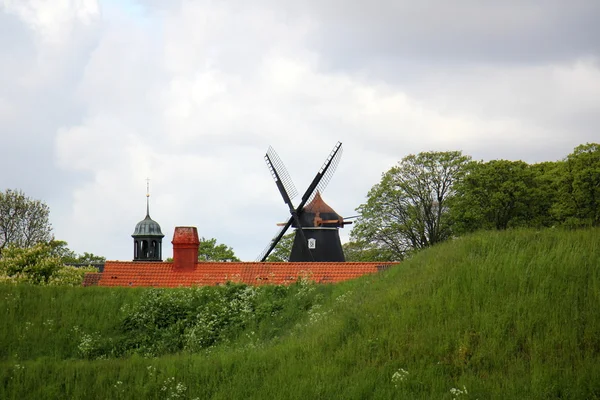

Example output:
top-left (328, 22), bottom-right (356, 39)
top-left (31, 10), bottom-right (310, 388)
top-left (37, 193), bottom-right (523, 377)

top-left (132, 180), bottom-right (164, 262)
top-left (258, 141), bottom-right (351, 262)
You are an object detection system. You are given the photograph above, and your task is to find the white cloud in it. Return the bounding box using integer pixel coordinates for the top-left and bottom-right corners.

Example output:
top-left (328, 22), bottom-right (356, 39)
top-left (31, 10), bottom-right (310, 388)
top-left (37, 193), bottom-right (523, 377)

top-left (2, 0), bottom-right (99, 44)
top-left (2, 0), bottom-right (599, 261)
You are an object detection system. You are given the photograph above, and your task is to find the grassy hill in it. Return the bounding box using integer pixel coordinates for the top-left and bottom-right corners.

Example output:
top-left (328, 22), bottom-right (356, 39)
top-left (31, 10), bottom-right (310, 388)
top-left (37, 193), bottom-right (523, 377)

top-left (1, 228), bottom-right (599, 399)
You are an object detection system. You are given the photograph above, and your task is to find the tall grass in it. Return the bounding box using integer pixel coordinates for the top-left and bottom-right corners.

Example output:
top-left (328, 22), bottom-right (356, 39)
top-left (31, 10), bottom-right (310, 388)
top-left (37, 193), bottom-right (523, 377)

top-left (0, 285), bottom-right (144, 361)
top-left (1, 228), bottom-right (599, 399)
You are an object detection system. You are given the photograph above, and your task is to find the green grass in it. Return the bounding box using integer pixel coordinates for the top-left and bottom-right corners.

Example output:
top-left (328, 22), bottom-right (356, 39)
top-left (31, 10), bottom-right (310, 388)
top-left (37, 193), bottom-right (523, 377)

top-left (1, 228), bottom-right (599, 399)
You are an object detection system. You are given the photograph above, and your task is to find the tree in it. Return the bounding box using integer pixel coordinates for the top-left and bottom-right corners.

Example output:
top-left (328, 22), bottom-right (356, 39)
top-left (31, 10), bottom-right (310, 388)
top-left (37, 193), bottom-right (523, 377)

top-left (552, 143), bottom-right (600, 227)
top-left (265, 232), bottom-right (294, 262)
top-left (0, 242), bottom-right (97, 286)
top-left (73, 252), bottom-right (106, 265)
top-left (198, 237), bottom-right (240, 262)
top-left (352, 151), bottom-right (471, 260)
top-left (47, 240), bottom-right (106, 265)
top-left (450, 160), bottom-right (547, 233)
top-left (342, 240), bottom-right (395, 262)
top-left (529, 161), bottom-right (562, 228)
top-left (0, 189), bottom-right (53, 255)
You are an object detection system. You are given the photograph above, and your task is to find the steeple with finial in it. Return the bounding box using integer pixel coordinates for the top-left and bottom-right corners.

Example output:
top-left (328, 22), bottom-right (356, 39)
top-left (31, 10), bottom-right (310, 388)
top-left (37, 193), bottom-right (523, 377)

top-left (146, 178), bottom-right (151, 217)
top-left (132, 178), bottom-right (165, 262)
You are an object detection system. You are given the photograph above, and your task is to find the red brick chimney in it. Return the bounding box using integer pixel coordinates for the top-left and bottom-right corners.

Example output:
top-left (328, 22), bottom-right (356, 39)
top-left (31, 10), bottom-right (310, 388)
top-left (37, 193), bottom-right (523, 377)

top-left (171, 227), bottom-right (199, 270)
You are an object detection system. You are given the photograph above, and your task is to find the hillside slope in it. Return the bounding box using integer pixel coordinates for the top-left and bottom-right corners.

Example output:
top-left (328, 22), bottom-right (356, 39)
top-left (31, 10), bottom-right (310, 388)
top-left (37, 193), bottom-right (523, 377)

top-left (1, 228), bottom-right (599, 399)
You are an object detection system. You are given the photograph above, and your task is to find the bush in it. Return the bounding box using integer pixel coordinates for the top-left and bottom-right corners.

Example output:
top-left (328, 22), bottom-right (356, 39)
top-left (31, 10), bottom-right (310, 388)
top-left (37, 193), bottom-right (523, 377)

top-left (0, 243), bottom-right (97, 286)
top-left (118, 284), bottom-right (264, 356)
top-left (113, 279), bottom-right (328, 358)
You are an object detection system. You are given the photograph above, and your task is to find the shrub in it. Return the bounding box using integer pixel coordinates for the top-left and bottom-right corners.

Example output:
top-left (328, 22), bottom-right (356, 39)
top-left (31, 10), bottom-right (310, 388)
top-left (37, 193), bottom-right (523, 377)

top-left (0, 243), bottom-right (96, 286)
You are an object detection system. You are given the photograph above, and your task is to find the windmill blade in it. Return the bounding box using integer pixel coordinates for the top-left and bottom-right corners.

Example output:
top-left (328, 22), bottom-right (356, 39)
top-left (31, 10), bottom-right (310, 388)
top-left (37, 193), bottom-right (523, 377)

top-left (258, 214), bottom-right (315, 262)
top-left (311, 141), bottom-right (343, 202)
top-left (293, 224), bottom-right (315, 261)
top-left (265, 147), bottom-right (315, 260)
top-left (265, 146), bottom-right (298, 200)
top-left (297, 141), bottom-right (343, 211)
top-left (257, 217), bottom-right (292, 261)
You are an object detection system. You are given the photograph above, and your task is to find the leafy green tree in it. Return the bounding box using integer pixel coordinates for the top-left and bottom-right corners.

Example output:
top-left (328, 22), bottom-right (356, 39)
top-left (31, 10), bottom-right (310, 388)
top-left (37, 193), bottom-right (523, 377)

top-left (47, 240), bottom-right (76, 260)
top-left (47, 240), bottom-right (105, 264)
top-left (0, 242), bottom-right (96, 285)
top-left (74, 252), bottom-right (106, 264)
top-left (552, 143), bottom-right (600, 227)
top-left (198, 237), bottom-right (240, 262)
top-left (352, 151), bottom-right (471, 259)
top-left (342, 240), bottom-right (396, 262)
top-left (451, 159), bottom-right (567, 234)
top-left (450, 160), bottom-right (544, 233)
top-left (0, 189), bottom-right (53, 255)
top-left (266, 232), bottom-right (294, 262)
top-left (529, 161), bottom-right (562, 228)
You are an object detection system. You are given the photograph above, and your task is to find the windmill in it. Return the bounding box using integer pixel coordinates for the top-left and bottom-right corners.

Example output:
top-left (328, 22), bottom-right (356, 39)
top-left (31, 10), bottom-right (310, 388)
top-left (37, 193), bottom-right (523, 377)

top-left (258, 141), bottom-right (352, 262)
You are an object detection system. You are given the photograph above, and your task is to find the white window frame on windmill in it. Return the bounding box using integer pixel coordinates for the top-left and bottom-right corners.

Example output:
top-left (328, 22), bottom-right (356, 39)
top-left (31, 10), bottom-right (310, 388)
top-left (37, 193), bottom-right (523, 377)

top-left (308, 238), bottom-right (316, 249)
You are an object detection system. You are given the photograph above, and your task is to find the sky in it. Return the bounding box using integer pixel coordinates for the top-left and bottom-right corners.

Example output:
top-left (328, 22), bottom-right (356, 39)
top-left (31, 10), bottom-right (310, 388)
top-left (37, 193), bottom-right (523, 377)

top-left (1, 0), bottom-right (599, 261)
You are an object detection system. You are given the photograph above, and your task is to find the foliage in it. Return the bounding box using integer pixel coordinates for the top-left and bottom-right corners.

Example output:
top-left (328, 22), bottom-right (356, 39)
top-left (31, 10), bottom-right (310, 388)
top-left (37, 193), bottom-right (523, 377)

top-left (450, 143), bottom-right (600, 233)
top-left (46, 240), bottom-right (106, 265)
top-left (46, 265), bottom-right (98, 286)
top-left (119, 285), bottom-right (260, 356)
top-left (266, 232), bottom-right (294, 262)
top-left (73, 252), bottom-right (106, 265)
top-left (552, 143), bottom-right (600, 227)
top-left (450, 160), bottom-right (551, 233)
top-left (198, 237), bottom-right (240, 262)
top-left (0, 242), bottom-right (97, 286)
top-left (0, 243), bottom-right (62, 284)
top-left (116, 278), bottom-right (324, 357)
top-left (352, 151), bottom-right (471, 259)
top-left (528, 161), bottom-right (562, 227)
top-left (1, 228), bottom-right (600, 399)
top-left (342, 240), bottom-right (395, 261)
top-left (0, 189), bottom-right (53, 255)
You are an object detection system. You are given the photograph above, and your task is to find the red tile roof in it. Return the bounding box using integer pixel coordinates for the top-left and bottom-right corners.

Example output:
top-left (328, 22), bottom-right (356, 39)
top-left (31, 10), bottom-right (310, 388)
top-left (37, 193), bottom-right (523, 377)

top-left (95, 261), bottom-right (397, 287)
top-left (82, 272), bottom-right (102, 287)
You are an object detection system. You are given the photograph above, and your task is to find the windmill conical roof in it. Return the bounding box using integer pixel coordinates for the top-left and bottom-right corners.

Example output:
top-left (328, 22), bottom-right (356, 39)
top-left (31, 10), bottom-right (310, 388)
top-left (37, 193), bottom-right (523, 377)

top-left (304, 191), bottom-right (338, 215)
top-left (294, 191), bottom-right (342, 227)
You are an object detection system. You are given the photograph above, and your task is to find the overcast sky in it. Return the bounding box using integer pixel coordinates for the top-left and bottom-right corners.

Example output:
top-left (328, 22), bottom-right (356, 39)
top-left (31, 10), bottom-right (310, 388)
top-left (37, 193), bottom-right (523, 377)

top-left (1, 0), bottom-right (599, 261)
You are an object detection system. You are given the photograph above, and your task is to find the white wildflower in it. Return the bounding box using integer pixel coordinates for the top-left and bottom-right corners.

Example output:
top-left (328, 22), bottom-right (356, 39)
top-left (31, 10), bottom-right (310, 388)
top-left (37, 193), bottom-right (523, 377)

top-left (391, 368), bottom-right (409, 387)
top-left (450, 385), bottom-right (469, 399)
